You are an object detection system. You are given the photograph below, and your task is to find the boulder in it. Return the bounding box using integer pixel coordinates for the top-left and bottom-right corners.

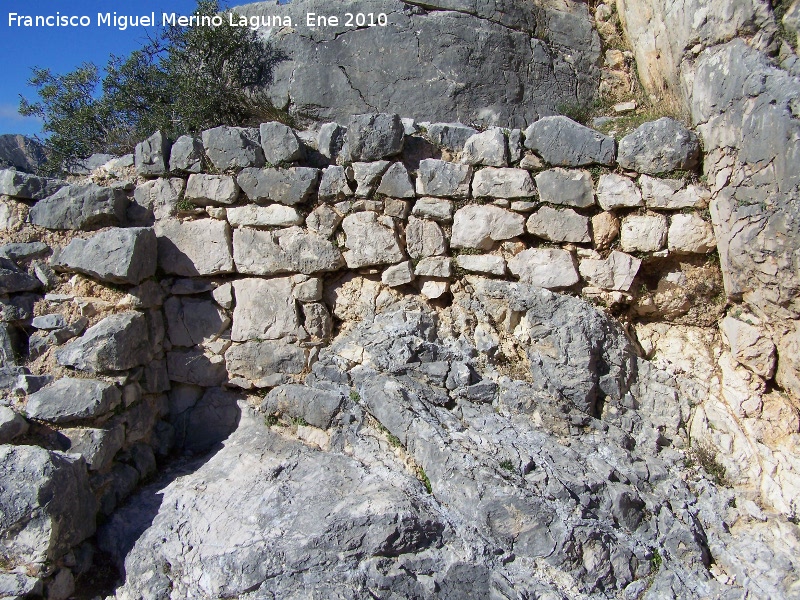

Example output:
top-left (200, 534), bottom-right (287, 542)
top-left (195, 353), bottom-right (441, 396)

top-left (134, 130), bottom-right (171, 176)
top-left (376, 162), bottom-right (415, 198)
top-left (155, 218), bottom-right (234, 276)
top-left (317, 123), bottom-right (346, 160)
top-left (667, 213), bottom-right (716, 253)
top-left (201, 126), bottom-right (264, 171)
top-left (51, 227), bottom-right (157, 285)
top-left (507, 248), bottom-right (580, 288)
top-left (231, 278), bottom-right (300, 341)
top-left (382, 261), bottom-right (415, 287)
top-left (471, 167), bottom-right (535, 198)
top-left (351, 161), bottom-right (390, 197)
top-left (306, 204), bottom-right (343, 238)
top-left (459, 129), bottom-right (508, 166)
top-left (225, 340), bottom-right (306, 384)
top-left (302, 302), bottom-right (333, 339)
top-left (29, 183), bottom-right (128, 230)
top-left (455, 254), bottom-right (506, 276)
top-left (534, 168), bottom-right (595, 207)
top-left (132, 178), bottom-right (185, 221)
top-left (596, 174), bottom-right (643, 210)
top-left (342, 212), bottom-right (404, 268)
top-left (261, 384), bottom-right (343, 429)
top-left (578, 251), bottom-right (641, 291)
top-left (415, 159), bottom-right (472, 198)
top-left (60, 425), bottom-right (125, 471)
top-left (0, 445), bottom-right (96, 565)
top-left (640, 175), bottom-right (708, 210)
top-left (524, 117), bottom-right (615, 166)
top-left (0, 169), bottom-right (65, 200)
top-left (721, 316), bottom-right (777, 379)
top-left (169, 135), bottom-right (204, 173)
top-left (0, 241), bottom-right (49, 261)
top-left (164, 297), bottom-right (230, 347)
top-left (237, 167), bottom-right (319, 205)
top-left (0, 406), bottom-right (28, 443)
top-left (451, 205), bottom-right (525, 250)
top-left (617, 118), bottom-right (700, 174)
top-left (620, 214), bottom-right (668, 252)
top-left (592, 212), bottom-right (620, 250)
top-left (233, 226), bottom-right (344, 275)
top-left (346, 113), bottom-right (404, 161)
top-left (427, 123), bottom-right (478, 152)
top-left (526, 206), bottom-right (591, 243)
top-left (318, 166), bottom-right (353, 201)
top-left (226, 204), bottom-right (303, 228)
top-left (414, 256), bottom-right (452, 278)
top-left (56, 312), bottom-right (152, 372)
top-left (411, 197), bottom-right (454, 222)
top-left (25, 378), bottom-right (121, 424)
top-left (184, 174), bottom-right (240, 206)
top-left (167, 350), bottom-right (228, 387)
top-left (260, 122), bottom-right (304, 164)
top-left (405, 216), bottom-right (447, 259)
top-left (0, 257), bottom-right (42, 294)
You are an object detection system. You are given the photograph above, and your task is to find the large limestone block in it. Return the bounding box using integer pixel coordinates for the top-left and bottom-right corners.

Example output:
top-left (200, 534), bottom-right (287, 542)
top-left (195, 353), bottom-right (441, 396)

top-left (226, 204), bottom-right (303, 228)
top-left (231, 278), bottom-right (300, 341)
top-left (471, 167), bottom-right (535, 198)
top-left (346, 113), bottom-right (404, 161)
top-left (260, 121), bottom-right (305, 164)
top-left (376, 162), bottom-right (415, 198)
top-left (617, 118), bottom-right (700, 174)
top-left (578, 251), bottom-right (641, 291)
top-left (0, 169), bottom-right (65, 200)
top-left (201, 126), bottom-right (264, 171)
top-left (155, 218), bottom-right (234, 276)
top-left (25, 378), bottom-right (122, 424)
top-left (427, 123), bottom-right (478, 152)
top-left (318, 166), bottom-right (353, 201)
top-left (415, 159), bottom-right (472, 198)
top-left (185, 174), bottom-right (240, 206)
top-left (411, 197), bottom-right (454, 222)
top-left (620, 214), bottom-right (667, 252)
top-left (237, 167), bottom-right (319, 205)
top-left (169, 135), bottom-right (203, 173)
top-left (405, 216), bottom-right (447, 259)
top-left (351, 161), bottom-right (390, 197)
top-left (640, 175), bottom-right (708, 210)
top-left (132, 178), bottom-right (185, 221)
top-left (51, 227), bottom-right (157, 285)
top-left (534, 168), bottom-right (594, 208)
top-left (29, 183), bottom-right (128, 230)
top-left (164, 297), bottom-right (230, 347)
top-left (455, 254), bottom-right (506, 276)
top-left (524, 117), bottom-right (615, 166)
top-left (507, 248), bottom-right (580, 288)
top-left (166, 350), bottom-right (228, 387)
top-left (667, 213), bottom-right (716, 253)
top-left (233, 226), bottom-right (344, 275)
top-left (135, 130), bottom-right (171, 176)
top-left (56, 312), bottom-right (152, 372)
top-left (341, 212), bottom-right (404, 268)
top-left (596, 174), bottom-right (642, 210)
top-left (0, 445), bottom-right (96, 565)
top-left (526, 206), bottom-right (590, 243)
top-left (226, 340), bottom-right (307, 384)
top-left (451, 205), bottom-right (525, 250)
top-left (261, 385), bottom-right (343, 429)
top-left (721, 316), bottom-right (777, 379)
top-left (459, 129), bottom-right (508, 166)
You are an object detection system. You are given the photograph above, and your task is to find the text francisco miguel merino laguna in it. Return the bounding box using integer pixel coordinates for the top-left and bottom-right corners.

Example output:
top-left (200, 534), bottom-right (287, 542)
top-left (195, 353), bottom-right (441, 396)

top-left (8, 12), bottom-right (301, 30)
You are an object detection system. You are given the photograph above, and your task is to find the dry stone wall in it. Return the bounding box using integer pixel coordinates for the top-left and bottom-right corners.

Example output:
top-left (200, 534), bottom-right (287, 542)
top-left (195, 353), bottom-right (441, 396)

top-left (0, 111), bottom-right (750, 597)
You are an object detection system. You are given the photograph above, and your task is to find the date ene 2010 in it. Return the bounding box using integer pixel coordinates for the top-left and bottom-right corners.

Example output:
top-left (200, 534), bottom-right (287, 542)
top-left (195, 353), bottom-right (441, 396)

top-left (306, 12), bottom-right (389, 27)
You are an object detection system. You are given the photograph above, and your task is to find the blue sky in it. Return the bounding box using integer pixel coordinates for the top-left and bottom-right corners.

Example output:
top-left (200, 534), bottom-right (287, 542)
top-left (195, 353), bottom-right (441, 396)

top-left (0, 0), bottom-right (202, 136)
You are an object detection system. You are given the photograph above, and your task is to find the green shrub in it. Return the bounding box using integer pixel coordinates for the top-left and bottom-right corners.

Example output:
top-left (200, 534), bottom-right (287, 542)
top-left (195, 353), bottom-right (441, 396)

top-left (20, 0), bottom-right (288, 174)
